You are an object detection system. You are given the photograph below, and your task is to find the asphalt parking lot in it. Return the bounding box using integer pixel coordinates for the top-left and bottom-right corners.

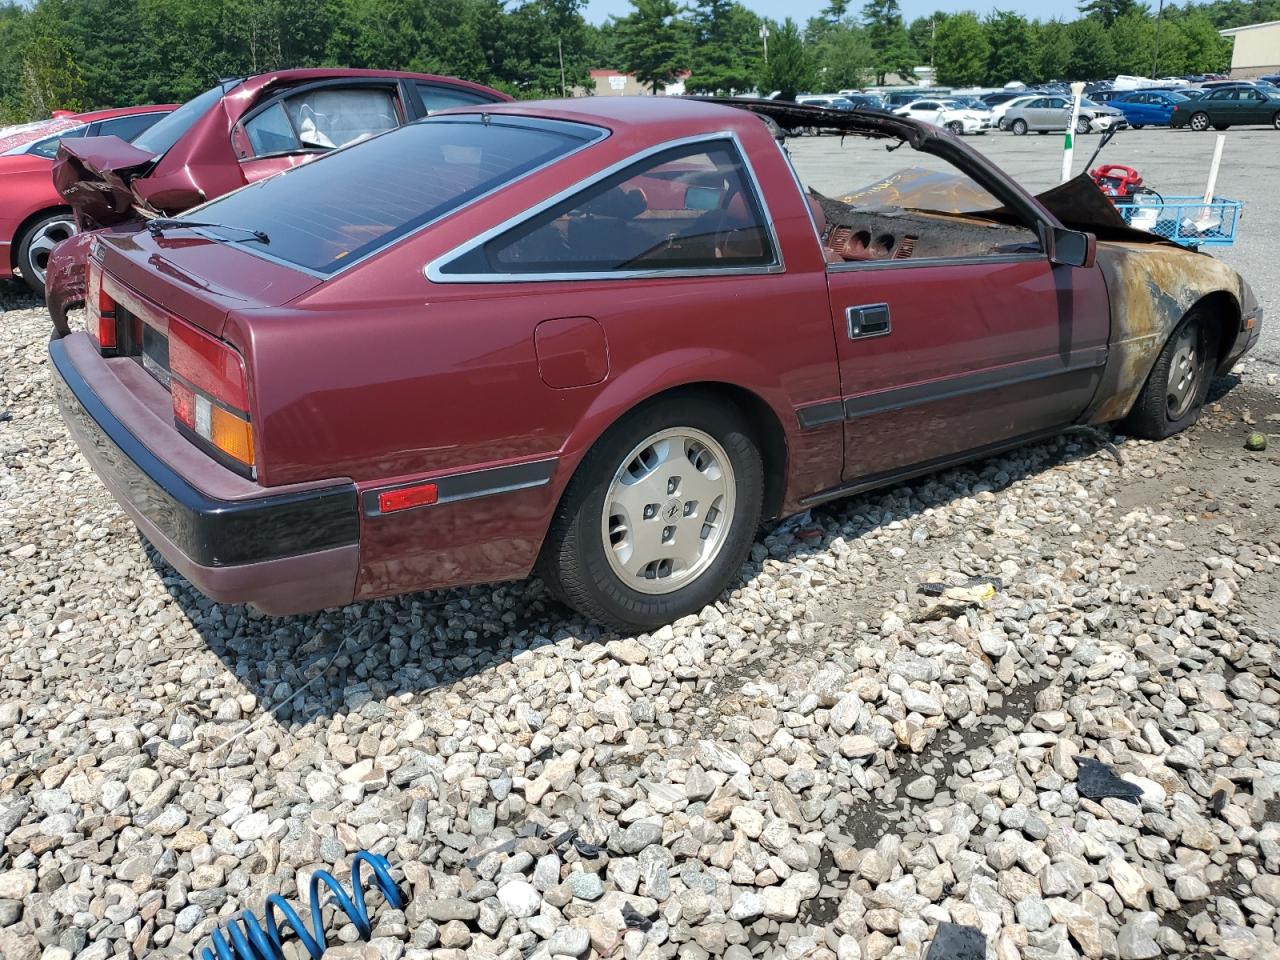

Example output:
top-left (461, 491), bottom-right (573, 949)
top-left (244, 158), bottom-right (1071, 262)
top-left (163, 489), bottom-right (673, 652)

top-left (789, 125), bottom-right (1280, 365)
top-left (2, 125), bottom-right (1280, 960)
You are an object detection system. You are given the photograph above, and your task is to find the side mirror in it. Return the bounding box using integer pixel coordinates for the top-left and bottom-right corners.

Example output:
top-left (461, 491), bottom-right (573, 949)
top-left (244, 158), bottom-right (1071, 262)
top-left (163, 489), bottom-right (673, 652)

top-left (1047, 226), bottom-right (1096, 269)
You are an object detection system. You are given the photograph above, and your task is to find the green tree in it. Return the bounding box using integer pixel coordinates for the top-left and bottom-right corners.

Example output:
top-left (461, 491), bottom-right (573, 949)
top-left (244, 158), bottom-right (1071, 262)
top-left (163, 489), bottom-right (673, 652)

top-left (861, 0), bottom-right (916, 84)
top-left (906, 13), bottom-right (947, 67)
top-left (760, 17), bottom-right (814, 100)
top-left (1066, 15), bottom-right (1117, 80)
top-left (615, 0), bottom-right (687, 94)
top-left (933, 12), bottom-right (988, 87)
top-left (1108, 12), bottom-right (1154, 75)
top-left (1077, 0), bottom-right (1148, 27)
top-left (984, 11), bottom-right (1036, 86)
top-left (1032, 19), bottom-right (1073, 82)
top-left (814, 22), bottom-right (875, 90)
top-left (686, 0), bottom-right (762, 95)
top-left (19, 28), bottom-right (88, 116)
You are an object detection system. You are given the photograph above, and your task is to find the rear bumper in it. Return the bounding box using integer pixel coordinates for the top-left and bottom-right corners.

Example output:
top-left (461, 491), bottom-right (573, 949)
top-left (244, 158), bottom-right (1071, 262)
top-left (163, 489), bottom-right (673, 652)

top-left (49, 335), bottom-right (360, 615)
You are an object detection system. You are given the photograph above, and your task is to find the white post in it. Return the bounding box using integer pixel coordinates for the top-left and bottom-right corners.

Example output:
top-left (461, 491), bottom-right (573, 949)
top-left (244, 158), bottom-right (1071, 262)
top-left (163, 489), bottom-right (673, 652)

top-left (1202, 133), bottom-right (1225, 205)
top-left (1193, 133), bottom-right (1226, 232)
top-left (1061, 81), bottom-right (1086, 182)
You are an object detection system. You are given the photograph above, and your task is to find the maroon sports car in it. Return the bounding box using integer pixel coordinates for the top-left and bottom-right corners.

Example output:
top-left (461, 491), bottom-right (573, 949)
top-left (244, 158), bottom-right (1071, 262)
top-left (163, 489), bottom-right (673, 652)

top-left (48, 97), bottom-right (1260, 630)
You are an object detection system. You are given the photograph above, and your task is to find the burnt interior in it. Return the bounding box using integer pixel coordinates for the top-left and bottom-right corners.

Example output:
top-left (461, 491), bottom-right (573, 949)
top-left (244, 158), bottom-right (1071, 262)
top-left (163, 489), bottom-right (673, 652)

top-left (810, 190), bottom-right (1042, 264)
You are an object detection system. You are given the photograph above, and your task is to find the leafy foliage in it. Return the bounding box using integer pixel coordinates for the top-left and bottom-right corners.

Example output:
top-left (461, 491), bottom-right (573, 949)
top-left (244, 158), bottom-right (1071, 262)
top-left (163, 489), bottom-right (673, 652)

top-left (933, 13), bottom-right (988, 86)
top-left (760, 18), bottom-right (814, 101)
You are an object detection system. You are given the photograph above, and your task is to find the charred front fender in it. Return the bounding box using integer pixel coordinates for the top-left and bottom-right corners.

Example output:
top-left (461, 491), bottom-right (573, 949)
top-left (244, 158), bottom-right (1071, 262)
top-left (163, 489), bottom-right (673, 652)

top-left (1085, 242), bottom-right (1252, 425)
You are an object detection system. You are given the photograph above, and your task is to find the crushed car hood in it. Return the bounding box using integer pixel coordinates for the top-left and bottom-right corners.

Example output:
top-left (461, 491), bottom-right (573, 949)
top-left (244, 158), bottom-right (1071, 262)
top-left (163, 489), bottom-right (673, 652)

top-left (53, 136), bottom-right (160, 228)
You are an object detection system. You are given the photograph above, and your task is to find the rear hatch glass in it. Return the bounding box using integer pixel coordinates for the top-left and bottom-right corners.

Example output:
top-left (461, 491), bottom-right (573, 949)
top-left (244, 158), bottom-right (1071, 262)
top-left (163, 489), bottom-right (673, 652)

top-left (178, 115), bottom-right (606, 275)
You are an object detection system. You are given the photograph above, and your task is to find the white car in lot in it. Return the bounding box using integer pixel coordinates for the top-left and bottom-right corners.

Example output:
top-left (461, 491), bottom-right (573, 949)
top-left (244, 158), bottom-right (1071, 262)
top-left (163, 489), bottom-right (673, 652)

top-left (892, 98), bottom-right (991, 135)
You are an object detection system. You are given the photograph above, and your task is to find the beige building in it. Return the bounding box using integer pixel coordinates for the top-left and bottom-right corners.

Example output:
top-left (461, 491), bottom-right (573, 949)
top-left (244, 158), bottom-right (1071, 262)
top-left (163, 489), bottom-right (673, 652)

top-left (586, 70), bottom-right (689, 97)
top-left (1220, 20), bottom-right (1280, 78)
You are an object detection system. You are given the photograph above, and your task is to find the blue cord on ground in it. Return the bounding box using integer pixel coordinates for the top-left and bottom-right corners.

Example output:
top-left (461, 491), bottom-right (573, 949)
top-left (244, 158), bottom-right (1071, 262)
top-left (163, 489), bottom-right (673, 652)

top-left (197, 851), bottom-right (404, 960)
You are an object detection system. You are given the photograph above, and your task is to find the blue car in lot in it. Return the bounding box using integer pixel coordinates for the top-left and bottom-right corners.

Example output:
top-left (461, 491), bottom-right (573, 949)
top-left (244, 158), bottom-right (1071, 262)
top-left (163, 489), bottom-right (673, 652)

top-left (1113, 90), bottom-right (1192, 128)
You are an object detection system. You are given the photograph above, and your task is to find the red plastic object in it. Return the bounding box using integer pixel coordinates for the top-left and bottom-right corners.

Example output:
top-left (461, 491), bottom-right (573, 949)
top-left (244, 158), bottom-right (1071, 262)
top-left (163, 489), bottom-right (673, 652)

top-left (1090, 164), bottom-right (1144, 199)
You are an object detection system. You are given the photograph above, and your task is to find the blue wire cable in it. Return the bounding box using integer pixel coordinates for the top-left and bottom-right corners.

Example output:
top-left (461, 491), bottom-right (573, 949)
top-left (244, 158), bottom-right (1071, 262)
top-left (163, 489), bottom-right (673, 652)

top-left (198, 851), bottom-right (404, 960)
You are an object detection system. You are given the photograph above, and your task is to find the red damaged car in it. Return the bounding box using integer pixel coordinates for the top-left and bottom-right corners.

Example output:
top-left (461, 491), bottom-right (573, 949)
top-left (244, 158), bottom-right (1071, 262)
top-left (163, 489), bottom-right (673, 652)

top-left (0, 104), bottom-right (174, 294)
top-left (47, 97), bottom-right (1261, 630)
top-left (44, 68), bottom-right (508, 313)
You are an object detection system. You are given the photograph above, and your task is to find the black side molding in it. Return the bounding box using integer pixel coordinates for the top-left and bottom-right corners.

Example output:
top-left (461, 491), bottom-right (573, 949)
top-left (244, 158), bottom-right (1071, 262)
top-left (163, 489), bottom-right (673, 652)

top-left (362, 458), bottom-right (558, 518)
top-left (50, 338), bottom-right (359, 567)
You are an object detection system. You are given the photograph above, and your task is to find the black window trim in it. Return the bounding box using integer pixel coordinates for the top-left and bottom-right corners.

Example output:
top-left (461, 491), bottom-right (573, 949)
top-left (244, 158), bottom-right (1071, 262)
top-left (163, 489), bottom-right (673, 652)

top-left (426, 130), bottom-right (785, 284)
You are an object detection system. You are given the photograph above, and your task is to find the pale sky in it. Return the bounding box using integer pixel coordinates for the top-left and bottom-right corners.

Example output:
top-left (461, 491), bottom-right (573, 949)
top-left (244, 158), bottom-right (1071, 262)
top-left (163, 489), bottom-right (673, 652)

top-left (583, 0), bottom-right (1189, 23)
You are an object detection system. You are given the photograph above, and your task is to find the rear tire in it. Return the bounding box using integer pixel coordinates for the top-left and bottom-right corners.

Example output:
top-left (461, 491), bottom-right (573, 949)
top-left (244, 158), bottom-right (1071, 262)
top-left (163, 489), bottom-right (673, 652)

top-left (538, 393), bottom-right (764, 632)
top-left (16, 213), bottom-right (76, 296)
top-left (1011, 119), bottom-right (1028, 135)
top-left (1075, 116), bottom-right (1091, 135)
top-left (1131, 123), bottom-right (1145, 130)
top-left (1273, 111), bottom-right (1280, 130)
top-left (1189, 111), bottom-right (1211, 131)
top-left (1123, 308), bottom-right (1214, 440)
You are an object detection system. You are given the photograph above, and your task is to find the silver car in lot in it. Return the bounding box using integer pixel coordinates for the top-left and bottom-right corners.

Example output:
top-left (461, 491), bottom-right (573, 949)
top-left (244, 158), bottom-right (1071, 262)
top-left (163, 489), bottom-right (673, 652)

top-left (1003, 95), bottom-right (1126, 135)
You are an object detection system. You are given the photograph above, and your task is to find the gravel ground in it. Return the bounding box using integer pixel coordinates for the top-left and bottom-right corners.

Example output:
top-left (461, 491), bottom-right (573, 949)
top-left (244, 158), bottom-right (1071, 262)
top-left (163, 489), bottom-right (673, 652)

top-left (2, 204), bottom-right (1280, 960)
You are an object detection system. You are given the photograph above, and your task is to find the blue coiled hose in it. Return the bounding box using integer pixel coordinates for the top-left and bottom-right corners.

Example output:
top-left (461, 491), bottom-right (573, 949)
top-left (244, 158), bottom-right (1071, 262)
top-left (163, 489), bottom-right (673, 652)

top-left (198, 851), bottom-right (404, 960)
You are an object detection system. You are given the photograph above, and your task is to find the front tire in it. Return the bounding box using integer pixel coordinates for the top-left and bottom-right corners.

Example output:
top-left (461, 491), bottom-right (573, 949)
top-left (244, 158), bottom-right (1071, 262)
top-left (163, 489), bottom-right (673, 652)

top-left (1131, 123), bottom-right (1145, 130)
top-left (539, 393), bottom-right (764, 631)
top-left (1273, 111), bottom-right (1280, 130)
top-left (16, 213), bottom-right (76, 296)
top-left (1189, 111), bottom-right (1211, 131)
top-left (947, 120), bottom-right (964, 135)
top-left (1011, 119), bottom-right (1028, 135)
top-left (1123, 308), bottom-right (1214, 440)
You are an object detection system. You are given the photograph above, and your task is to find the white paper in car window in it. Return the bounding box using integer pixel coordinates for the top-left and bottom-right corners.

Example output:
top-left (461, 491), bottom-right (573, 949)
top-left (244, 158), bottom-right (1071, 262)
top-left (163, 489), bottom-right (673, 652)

top-left (442, 144), bottom-right (482, 165)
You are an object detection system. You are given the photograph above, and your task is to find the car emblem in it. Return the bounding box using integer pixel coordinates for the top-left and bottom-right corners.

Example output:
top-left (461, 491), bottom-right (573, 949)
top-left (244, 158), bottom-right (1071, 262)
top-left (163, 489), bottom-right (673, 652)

top-left (661, 499), bottom-right (683, 522)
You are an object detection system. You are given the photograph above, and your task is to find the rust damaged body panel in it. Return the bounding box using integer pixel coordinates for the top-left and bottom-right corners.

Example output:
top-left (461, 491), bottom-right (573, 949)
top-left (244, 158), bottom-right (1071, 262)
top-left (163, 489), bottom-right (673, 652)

top-left (1087, 241), bottom-right (1255, 424)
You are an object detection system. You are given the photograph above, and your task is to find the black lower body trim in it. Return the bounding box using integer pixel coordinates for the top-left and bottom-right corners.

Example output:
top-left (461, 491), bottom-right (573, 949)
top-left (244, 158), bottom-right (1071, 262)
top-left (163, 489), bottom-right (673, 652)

top-left (800, 427), bottom-right (1065, 507)
top-left (795, 347), bottom-right (1108, 430)
top-left (362, 458), bottom-right (558, 518)
top-left (50, 339), bottom-right (358, 566)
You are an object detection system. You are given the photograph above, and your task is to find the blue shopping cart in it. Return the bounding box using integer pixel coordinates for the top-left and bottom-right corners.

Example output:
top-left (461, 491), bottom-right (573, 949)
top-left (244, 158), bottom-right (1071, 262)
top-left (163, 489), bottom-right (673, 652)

top-left (1115, 195), bottom-right (1243, 249)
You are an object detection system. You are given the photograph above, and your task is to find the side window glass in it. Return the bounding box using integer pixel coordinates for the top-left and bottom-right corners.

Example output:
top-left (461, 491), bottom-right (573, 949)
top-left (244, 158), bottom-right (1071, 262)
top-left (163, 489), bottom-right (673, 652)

top-left (417, 83), bottom-right (498, 113)
top-left (94, 113), bottom-right (165, 142)
top-left (242, 87), bottom-right (400, 158)
top-left (444, 141), bottom-right (776, 276)
top-left (26, 124), bottom-right (87, 159)
top-left (243, 102), bottom-right (298, 155)
top-left (283, 88), bottom-right (398, 149)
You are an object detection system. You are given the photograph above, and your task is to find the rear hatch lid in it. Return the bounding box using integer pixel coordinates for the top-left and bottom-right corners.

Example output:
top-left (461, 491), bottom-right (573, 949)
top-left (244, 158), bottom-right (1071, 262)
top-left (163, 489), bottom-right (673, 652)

top-left (94, 227), bottom-right (322, 338)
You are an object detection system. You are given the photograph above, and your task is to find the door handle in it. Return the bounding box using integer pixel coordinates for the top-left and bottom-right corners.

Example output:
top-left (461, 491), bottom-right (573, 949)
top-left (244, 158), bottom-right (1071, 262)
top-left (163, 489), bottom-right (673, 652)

top-left (846, 303), bottom-right (891, 340)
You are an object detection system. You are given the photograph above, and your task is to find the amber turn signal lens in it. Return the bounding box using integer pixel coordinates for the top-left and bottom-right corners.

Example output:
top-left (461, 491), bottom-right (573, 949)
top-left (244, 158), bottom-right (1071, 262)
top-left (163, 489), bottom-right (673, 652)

top-left (208, 404), bottom-right (255, 466)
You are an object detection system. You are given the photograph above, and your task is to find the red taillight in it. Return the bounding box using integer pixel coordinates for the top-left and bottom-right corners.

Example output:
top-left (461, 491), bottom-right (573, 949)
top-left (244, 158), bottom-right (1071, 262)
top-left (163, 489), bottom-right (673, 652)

top-left (169, 321), bottom-right (254, 472)
top-left (85, 261), bottom-right (117, 350)
top-left (378, 483), bottom-right (439, 514)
